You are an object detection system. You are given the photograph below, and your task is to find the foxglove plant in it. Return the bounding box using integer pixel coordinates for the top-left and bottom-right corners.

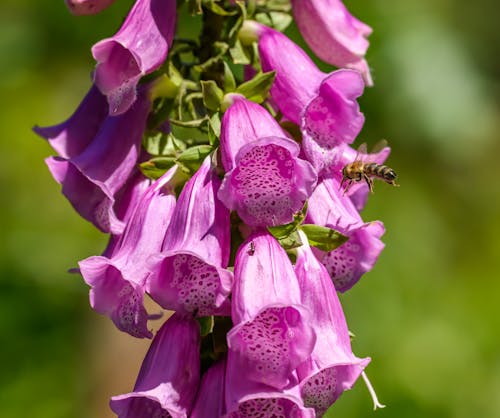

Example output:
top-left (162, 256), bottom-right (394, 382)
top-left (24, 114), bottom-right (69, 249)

top-left (36, 1), bottom-right (395, 416)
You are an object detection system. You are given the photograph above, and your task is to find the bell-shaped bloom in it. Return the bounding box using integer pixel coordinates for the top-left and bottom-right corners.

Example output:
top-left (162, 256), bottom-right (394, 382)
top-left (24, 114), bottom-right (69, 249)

top-left (147, 156), bottom-right (233, 317)
top-left (245, 21), bottom-right (365, 174)
top-left (110, 313), bottom-right (201, 417)
top-left (79, 166), bottom-right (177, 338)
top-left (225, 364), bottom-right (315, 418)
top-left (33, 84), bottom-right (108, 159)
top-left (291, 0), bottom-right (373, 85)
top-left (227, 232), bottom-right (316, 390)
top-left (190, 358), bottom-right (226, 418)
top-left (92, 0), bottom-right (176, 115)
top-left (295, 231), bottom-right (370, 415)
top-left (306, 176), bottom-right (385, 292)
top-left (39, 89), bottom-right (150, 234)
top-left (65, 0), bottom-right (116, 15)
top-left (218, 96), bottom-right (317, 227)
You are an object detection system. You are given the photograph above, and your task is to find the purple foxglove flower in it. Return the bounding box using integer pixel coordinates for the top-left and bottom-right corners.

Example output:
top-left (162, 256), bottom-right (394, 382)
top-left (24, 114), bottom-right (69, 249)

top-left (79, 166), bottom-right (177, 338)
top-left (227, 232), bottom-right (316, 390)
top-left (33, 84), bottom-right (108, 159)
top-left (306, 176), bottom-right (385, 291)
top-left (65, 0), bottom-right (116, 15)
top-left (110, 313), bottom-right (201, 417)
top-left (42, 90), bottom-right (150, 234)
top-left (291, 0), bottom-right (373, 86)
top-left (218, 96), bottom-right (317, 227)
top-left (190, 358), bottom-right (226, 418)
top-left (246, 22), bottom-right (366, 174)
top-left (225, 364), bottom-right (315, 418)
top-left (295, 231), bottom-right (370, 414)
top-left (147, 156), bottom-right (233, 317)
top-left (92, 0), bottom-right (176, 115)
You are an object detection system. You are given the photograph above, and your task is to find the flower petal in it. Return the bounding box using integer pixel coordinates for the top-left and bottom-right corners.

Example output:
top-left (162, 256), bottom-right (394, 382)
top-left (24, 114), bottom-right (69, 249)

top-left (228, 233), bottom-right (316, 389)
top-left (110, 313), bottom-right (200, 417)
top-left (291, 0), bottom-right (373, 85)
top-left (79, 167), bottom-right (177, 337)
top-left (147, 157), bottom-right (233, 316)
top-left (218, 136), bottom-right (317, 227)
top-left (295, 232), bottom-right (370, 414)
top-left (306, 177), bottom-right (385, 291)
top-left (92, 0), bottom-right (176, 114)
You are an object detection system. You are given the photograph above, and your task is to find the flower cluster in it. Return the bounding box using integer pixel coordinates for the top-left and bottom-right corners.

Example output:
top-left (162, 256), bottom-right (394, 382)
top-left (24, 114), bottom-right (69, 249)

top-left (36, 0), bottom-right (391, 416)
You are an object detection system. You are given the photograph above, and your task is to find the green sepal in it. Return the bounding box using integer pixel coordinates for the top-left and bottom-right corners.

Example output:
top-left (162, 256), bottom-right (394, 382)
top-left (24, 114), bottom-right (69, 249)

top-left (277, 230), bottom-right (303, 250)
top-left (176, 144), bottom-right (213, 174)
top-left (222, 61), bottom-right (237, 92)
top-left (202, 0), bottom-right (237, 16)
top-left (201, 80), bottom-right (224, 111)
top-left (300, 224), bottom-right (349, 252)
top-left (194, 42), bottom-right (229, 72)
top-left (142, 132), bottom-right (186, 156)
top-left (229, 38), bottom-right (251, 65)
top-left (197, 316), bottom-right (214, 337)
top-left (235, 71), bottom-right (276, 104)
top-left (267, 201), bottom-right (308, 240)
top-left (208, 113), bottom-right (221, 146)
top-left (139, 156), bottom-right (177, 180)
top-left (169, 117), bottom-right (209, 128)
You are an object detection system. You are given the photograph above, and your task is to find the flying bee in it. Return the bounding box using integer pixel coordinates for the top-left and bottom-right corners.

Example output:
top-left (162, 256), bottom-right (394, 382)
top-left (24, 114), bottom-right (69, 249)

top-left (340, 142), bottom-right (398, 193)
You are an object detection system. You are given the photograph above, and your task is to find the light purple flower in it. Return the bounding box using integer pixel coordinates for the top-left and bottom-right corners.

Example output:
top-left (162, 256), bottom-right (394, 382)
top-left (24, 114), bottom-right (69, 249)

top-left (225, 366), bottom-right (315, 418)
top-left (190, 358), bottom-right (227, 418)
top-left (79, 166), bottom-right (177, 338)
top-left (246, 22), bottom-right (366, 174)
top-left (92, 0), bottom-right (176, 115)
top-left (147, 156), bottom-right (233, 317)
top-left (306, 176), bottom-right (385, 291)
top-left (39, 89), bottom-right (150, 234)
top-left (218, 96), bottom-right (317, 227)
top-left (291, 0), bottom-right (373, 85)
top-left (227, 232), bottom-right (316, 390)
top-left (295, 231), bottom-right (370, 414)
top-left (110, 313), bottom-right (200, 417)
top-left (65, 0), bottom-right (116, 15)
top-left (33, 84), bottom-right (108, 159)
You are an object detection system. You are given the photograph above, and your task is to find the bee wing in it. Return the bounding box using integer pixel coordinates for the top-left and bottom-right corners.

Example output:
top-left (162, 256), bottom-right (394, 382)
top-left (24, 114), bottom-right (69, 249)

top-left (371, 139), bottom-right (388, 153)
top-left (357, 142), bottom-right (368, 154)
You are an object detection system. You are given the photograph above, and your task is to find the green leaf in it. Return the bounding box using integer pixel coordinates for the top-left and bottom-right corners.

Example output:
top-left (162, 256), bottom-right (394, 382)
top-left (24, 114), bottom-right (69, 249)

top-left (176, 145), bottom-right (213, 173)
top-left (235, 71), bottom-right (276, 103)
top-left (197, 316), bottom-right (214, 337)
top-left (139, 157), bottom-right (177, 180)
top-left (142, 132), bottom-right (186, 156)
top-left (201, 80), bottom-right (224, 111)
top-left (300, 224), bottom-right (349, 252)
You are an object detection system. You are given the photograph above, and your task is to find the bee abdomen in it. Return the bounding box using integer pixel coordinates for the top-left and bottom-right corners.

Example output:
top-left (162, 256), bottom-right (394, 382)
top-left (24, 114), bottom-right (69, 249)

top-left (365, 163), bottom-right (397, 182)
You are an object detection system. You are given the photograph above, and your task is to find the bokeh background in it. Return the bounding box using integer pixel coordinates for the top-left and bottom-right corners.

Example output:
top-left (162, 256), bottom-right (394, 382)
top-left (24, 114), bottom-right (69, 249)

top-left (1, 0), bottom-right (499, 417)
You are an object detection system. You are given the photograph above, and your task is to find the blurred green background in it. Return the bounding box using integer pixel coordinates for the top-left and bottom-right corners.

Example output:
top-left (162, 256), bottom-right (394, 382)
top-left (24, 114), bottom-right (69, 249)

top-left (0, 0), bottom-right (499, 417)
